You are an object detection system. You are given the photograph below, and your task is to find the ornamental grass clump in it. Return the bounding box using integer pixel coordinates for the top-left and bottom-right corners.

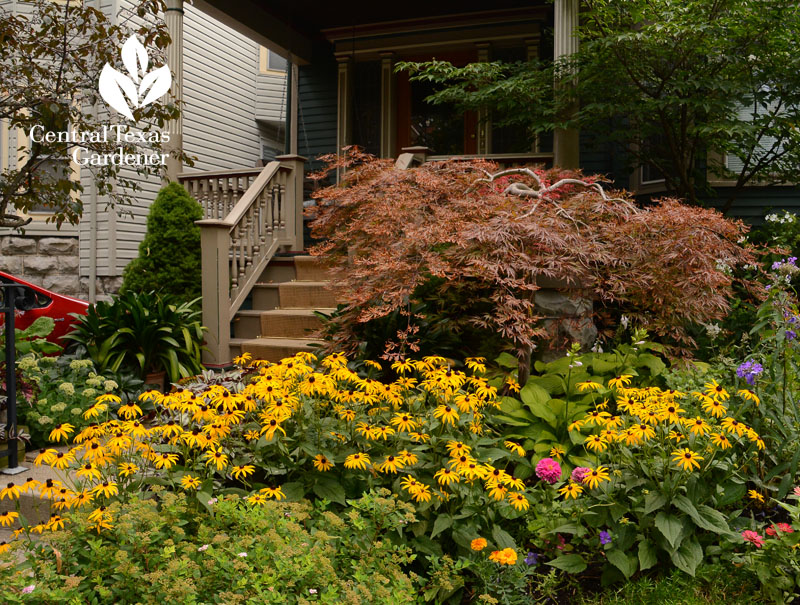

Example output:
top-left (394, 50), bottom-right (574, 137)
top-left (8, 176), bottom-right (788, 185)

top-left (0, 352), bottom-right (537, 555)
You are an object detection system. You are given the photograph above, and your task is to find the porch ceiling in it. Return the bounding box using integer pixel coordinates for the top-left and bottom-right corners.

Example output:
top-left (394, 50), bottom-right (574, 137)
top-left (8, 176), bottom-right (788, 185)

top-left (193, 0), bottom-right (548, 64)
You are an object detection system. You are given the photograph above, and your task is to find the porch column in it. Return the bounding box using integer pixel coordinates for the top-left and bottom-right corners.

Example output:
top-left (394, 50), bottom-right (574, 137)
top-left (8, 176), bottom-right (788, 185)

top-left (196, 219), bottom-right (231, 366)
top-left (476, 43), bottom-right (491, 155)
top-left (553, 0), bottom-right (580, 169)
top-left (163, 0), bottom-right (184, 182)
top-left (380, 53), bottom-right (397, 158)
top-left (288, 61), bottom-right (299, 155)
top-left (336, 56), bottom-right (353, 181)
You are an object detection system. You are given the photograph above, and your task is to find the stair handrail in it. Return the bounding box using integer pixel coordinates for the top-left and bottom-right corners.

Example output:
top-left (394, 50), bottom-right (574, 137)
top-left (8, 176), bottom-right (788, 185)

top-left (195, 155), bottom-right (306, 366)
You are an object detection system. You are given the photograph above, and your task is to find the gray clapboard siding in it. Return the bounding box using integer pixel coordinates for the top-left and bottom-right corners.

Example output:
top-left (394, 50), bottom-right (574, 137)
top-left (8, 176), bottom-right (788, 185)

top-left (77, 0), bottom-right (280, 279)
top-left (256, 72), bottom-right (286, 123)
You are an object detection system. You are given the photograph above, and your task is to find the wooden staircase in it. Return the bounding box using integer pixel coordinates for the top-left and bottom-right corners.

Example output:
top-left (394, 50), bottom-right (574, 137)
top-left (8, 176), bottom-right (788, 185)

top-left (179, 155), bottom-right (343, 366)
top-left (229, 255), bottom-right (335, 362)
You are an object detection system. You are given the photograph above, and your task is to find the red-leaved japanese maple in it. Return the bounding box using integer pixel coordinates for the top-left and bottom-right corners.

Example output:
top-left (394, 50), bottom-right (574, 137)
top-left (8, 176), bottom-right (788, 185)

top-left (308, 149), bottom-right (755, 374)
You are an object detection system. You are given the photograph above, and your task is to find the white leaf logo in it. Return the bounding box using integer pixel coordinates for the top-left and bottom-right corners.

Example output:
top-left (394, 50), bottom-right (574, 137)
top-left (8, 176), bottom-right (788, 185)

top-left (98, 34), bottom-right (172, 121)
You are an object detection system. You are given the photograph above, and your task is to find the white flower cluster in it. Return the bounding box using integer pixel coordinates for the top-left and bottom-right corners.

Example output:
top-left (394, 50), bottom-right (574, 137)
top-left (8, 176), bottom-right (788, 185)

top-left (69, 359), bottom-right (94, 371)
top-left (49, 402), bottom-right (67, 413)
top-left (715, 259), bottom-right (733, 275)
top-left (765, 211), bottom-right (797, 224)
top-left (58, 382), bottom-right (75, 396)
top-left (17, 356), bottom-right (39, 371)
top-left (704, 323), bottom-right (721, 339)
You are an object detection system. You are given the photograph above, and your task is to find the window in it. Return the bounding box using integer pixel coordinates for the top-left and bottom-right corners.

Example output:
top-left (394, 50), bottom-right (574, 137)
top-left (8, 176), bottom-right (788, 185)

top-left (259, 47), bottom-right (288, 74)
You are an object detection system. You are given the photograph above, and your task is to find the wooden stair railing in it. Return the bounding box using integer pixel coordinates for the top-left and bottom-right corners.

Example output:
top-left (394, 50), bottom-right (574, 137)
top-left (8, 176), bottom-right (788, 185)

top-left (178, 167), bottom-right (263, 219)
top-left (182, 155), bottom-right (306, 366)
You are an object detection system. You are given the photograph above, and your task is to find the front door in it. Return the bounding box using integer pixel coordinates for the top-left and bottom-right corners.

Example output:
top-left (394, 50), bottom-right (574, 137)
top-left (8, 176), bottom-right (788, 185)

top-left (395, 51), bottom-right (478, 156)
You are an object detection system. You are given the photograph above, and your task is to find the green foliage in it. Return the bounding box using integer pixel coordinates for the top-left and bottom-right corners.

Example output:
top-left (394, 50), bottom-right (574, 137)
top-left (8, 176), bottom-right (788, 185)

top-left (0, 490), bottom-right (418, 604)
top-left (2, 316), bottom-right (61, 356)
top-left (399, 0), bottom-right (800, 208)
top-left (731, 494), bottom-right (800, 603)
top-left (121, 182), bottom-right (203, 301)
top-left (16, 354), bottom-right (119, 447)
top-left (64, 291), bottom-right (205, 383)
top-left (497, 334), bottom-right (666, 471)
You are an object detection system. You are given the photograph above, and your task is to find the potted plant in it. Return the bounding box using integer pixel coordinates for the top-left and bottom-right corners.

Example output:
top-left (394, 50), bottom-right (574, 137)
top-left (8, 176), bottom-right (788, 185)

top-left (64, 292), bottom-right (205, 389)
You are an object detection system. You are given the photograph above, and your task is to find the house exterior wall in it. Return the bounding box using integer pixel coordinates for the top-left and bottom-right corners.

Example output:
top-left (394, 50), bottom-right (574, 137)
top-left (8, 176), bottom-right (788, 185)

top-left (0, 0), bottom-right (286, 299)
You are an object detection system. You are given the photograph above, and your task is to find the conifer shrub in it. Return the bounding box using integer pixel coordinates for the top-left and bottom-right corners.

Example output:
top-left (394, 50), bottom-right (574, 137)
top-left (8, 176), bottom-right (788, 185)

top-left (122, 182), bottom-right (203, 301)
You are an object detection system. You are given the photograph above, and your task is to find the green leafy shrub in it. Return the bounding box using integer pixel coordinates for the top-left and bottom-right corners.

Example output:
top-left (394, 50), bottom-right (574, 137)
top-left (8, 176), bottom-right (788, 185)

top-left (16, 354), bottom-right (118, 447)
top-left (65, 291), bottom-right (205, 383)
top-left (0, 489), bottom-right (418, 604)
top-left (121, 182), bottom-right (202, 301)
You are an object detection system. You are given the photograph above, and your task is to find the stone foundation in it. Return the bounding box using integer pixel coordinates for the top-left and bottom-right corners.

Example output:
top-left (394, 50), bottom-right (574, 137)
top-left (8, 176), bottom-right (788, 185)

top-left (534, 285), bottom-right (597, 361)
top-left (0, 236), bottom-right (80, 297)
top-left (79, 276), bottom-right (123, 301)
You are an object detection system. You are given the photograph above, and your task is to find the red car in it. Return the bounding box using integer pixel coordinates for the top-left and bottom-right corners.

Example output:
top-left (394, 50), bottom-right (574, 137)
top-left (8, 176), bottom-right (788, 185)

top-left (0, 271), bottom-right (89, 347)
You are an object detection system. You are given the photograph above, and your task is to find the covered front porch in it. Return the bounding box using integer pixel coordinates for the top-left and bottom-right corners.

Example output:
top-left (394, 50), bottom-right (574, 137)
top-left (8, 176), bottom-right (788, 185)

top-left (165, 1), bottom-right (582, 366)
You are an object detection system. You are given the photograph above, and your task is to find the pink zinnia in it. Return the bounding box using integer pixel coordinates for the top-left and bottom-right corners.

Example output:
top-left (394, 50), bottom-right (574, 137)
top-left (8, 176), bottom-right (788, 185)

top-left (535, 458), bottom-right (562, 484)
top-left (742, 530), bottom-right (764, 547)
top-left (571, 467), bottom-right (591, 484)
top-left (794, 486), bottom-right (800, 497)
top-left (766, 523), bottom-right (794, 536)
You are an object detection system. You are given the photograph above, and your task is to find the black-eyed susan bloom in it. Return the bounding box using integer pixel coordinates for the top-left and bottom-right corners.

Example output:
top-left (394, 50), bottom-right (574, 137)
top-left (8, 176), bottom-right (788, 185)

top-left (312, 454), bottom-right (333, 472)
top-left (260, 486), bottom-right (285, 500)
top-left (433, 404), bottom-right (459, 426)
top-left (203, 447), bottom-right (229, 471)
top-left (92, 481), bottom-right (119, 499)
top-left (153, 452), bottom-right (180, 470)
top-left (558, 482), bottom-right (583, 500)
top-left (434, 467), bottom-right (460, 486)
top-left (48, 423), bottom-right (75, 443)
top-left (390, 413), bottom-right (418, 432)
top-left (738, 389), bottom-right (760, 406)
top-left (180, 475), bottom-right (202, 490)
top-left (504, 441), bottom-right (526, 457)
top-left (231, 465), bottom-right (256, 480)
top-left (507, 491), bottom-right (530, 511)
top-left (376, 455), bottom-right (403, 474)
top-left (0, 511), bottom-right (19, 527)
top-left (344, 452), bottom-right (370, 470)
top-left (118, 401), bottom-right (143, 420)
top-left (711, 431), bottom-right (733, 449)
top-left (583, 467), bottom-right (610, 489)
top-left (704, 380), bottom-right (730, 402)
top-left (671, 448), bottom-right (704, 471)
top-left (748, 489), bottom-right (765, 503)
top-left (585, 434), bottom-right (609, 453)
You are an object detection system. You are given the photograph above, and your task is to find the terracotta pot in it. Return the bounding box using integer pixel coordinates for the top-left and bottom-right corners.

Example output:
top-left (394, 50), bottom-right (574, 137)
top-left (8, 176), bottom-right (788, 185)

top-left (144, 370), bottom-right (166, 392)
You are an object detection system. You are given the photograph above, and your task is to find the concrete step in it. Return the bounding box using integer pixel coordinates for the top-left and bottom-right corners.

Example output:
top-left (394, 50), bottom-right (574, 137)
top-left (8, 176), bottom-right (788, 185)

top-left (279, 281), bottom-right (338, 309)
top-left (260, 308), bottom-right (332, 339)
top-left (240, 337), bottom-right (325, 362)
top-left (233, 310), bottom-right (263, 339)
top-left (293, 255), bottom-right (331, 281)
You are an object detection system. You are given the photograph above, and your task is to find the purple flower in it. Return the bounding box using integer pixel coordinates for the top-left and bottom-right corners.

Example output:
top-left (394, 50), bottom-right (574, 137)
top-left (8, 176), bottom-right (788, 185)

top-left (535, 458), bottom-right (562, 484)
top-left (571, 467), bottom-right (591, 484)
top-left (524, 551), bottom-right (539, 566)
top-left (788, 330), bottom-right (797, 341)
top-left (736, 360), bottom-right (764, 386)
top-left (599, 531), bottom-right (612, 545)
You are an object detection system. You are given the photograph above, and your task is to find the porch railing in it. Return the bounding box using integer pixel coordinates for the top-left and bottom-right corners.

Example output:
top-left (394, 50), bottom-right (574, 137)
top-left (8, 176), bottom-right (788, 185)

top-left (178, 167), bottom-right (263, 219)
top-left (395, 146), bottom-right (554, 170)
top-left (180, 155), bottom-right (306, 365)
